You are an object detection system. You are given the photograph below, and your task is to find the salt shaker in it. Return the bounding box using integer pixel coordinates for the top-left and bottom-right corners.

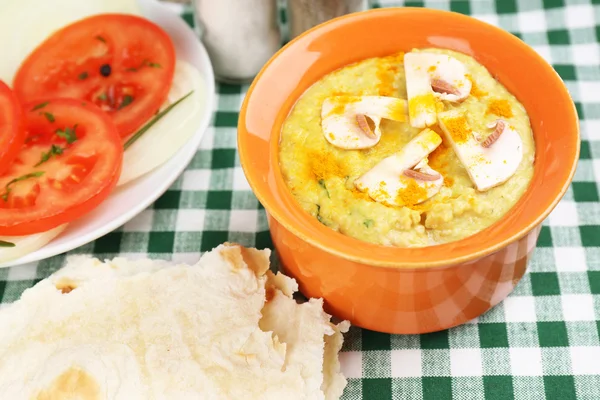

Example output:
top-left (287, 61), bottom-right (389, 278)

top-left (193, 0), bottom-right (281, 83)
top-left (287, 0), bottom-right (368, 39)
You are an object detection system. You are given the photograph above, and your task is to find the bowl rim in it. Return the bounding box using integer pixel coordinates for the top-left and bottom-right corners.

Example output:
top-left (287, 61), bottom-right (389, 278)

top-left (238, 7), bottom-right (580, 269)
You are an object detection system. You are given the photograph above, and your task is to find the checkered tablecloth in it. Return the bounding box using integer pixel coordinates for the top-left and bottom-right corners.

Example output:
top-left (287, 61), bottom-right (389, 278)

top-left (1, 1), bottom-right (599, 399)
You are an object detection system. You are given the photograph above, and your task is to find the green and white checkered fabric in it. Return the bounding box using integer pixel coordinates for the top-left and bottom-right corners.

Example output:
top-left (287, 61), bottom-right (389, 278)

top-left (1, 1), bottom-right (599, 399)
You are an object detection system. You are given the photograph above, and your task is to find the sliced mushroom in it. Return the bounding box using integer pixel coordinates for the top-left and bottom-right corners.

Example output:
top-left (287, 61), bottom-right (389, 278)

top-left (354, 128), bottom-right (444, 207)
top-left (481, 120), bottom-right (506, 148)
top-left (431, 79), bottom-right (462, 96)
top-left (404, 52), bottom-right (472, 128)
top-left (355, 114), bottom-right (376, 138)
top-left (404, 168), bottom-right (441, 181)
top-left (321, 96), bottom-right (407, 150)
top-left (438, 110), bottom-right (523, 191)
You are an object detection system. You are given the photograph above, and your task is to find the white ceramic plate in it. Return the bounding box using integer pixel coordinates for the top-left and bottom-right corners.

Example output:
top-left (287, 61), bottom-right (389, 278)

top-left (0, 0), bottom-right (215, 268)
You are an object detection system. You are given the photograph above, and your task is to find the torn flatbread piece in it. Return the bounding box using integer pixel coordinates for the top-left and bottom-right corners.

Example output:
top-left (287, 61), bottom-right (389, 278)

top-left (0, 244), bottom-right (349, 400)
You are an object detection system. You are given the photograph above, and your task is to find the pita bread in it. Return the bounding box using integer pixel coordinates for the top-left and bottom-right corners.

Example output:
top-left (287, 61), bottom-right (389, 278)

top-left (0, 244), bottom-right (349, 399)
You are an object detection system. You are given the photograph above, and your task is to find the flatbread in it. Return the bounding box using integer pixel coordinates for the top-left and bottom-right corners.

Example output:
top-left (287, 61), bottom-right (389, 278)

top-left (0, 244), bottom-right (349, 399)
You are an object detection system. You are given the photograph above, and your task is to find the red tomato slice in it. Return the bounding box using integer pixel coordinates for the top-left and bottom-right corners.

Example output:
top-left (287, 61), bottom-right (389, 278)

top-left (0, 99), bottom-right (123, 236)
top-left (0, 81), bottom-right (26, 176)
top-left (13, 14), bottom-right (175, 140)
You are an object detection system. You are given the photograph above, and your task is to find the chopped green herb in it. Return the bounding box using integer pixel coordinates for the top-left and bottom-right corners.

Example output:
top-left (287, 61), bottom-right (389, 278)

top-left (124, 91), bottom-right (193, 150)
top-left (35, 144), bottom-right (64, 167)
top-left (126, 67), bottom-right (138, 72)
top-left (0, 240), bottom-right (15, 248)
top-left (36, 152), bottom-right (51, 166)
top-left (78, 72), bottom-right (89, 80)
top-left (43, 112), bottom-right (55, 123)
top-left (363, 219), bottom-right (374, 228)
top-left (318, 179), bottom-right (330, 198)
top-left (1, 171), bottom-right (45, 201)
top-left (315, 204), bottom-right (327, 225)
top-left (144, 61), bottom-right (162, 68)
top-left (56, 125), bottom-right (78, 144)
top-left (119, 95), bottom-right (134, 110)
top-left (31, 102), bottom-right (49, 111)
top-left (95, 35), bottom-right (106, 43)
top-left (97, 93), bottom-right (108, 101)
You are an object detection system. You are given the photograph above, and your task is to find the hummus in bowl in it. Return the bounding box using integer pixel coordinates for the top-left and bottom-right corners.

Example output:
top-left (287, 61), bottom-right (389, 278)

top-left (238, 8), bottom-right (579, 333)
top-left (280, 48), bottom-right (535, 247)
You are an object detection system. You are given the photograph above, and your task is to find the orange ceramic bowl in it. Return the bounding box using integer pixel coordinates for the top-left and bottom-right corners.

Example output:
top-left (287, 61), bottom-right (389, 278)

top-left (238, 8), bottom-right (579, 334)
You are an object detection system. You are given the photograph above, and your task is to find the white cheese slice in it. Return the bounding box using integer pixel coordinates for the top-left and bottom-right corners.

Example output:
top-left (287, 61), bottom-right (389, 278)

top-left (438, 110), bottom-right (523, 191)
top-left (354, 128), bottom-right (443, 207)
top-left (404, 52), bottom-right (472, 128)
top-left (321, 96), bottom-right (407, 150)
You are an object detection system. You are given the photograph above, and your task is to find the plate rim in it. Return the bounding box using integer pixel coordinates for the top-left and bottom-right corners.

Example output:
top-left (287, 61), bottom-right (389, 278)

top-left (0, 0), bottom-right (215, 268)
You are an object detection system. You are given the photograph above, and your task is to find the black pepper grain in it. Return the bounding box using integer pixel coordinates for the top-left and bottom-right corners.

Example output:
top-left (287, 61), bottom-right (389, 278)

top-left (100, 64), bottom-right (111, 77)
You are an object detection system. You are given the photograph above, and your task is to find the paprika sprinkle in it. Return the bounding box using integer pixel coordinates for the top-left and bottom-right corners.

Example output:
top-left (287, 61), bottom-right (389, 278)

top-left (440, 114), bottom-right (472, 143)
top-left (326, 96), bottom-right (361, 116)
top-left (376, 52), bottom-right (404, 96)
top-left (309, 150), bottom-right (346, 181)
top-left (486, 99), bottom-right (513, 118)
top-left (396, 179), bottom-right (428, 207)
top-left (466, 75), bottom-right (487, 98)
top-left (428, 141), bottom-right (455, 187)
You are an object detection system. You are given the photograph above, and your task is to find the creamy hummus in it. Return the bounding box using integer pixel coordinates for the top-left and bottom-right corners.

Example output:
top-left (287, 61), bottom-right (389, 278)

top-left (279, 49), bottom-right (535, 247)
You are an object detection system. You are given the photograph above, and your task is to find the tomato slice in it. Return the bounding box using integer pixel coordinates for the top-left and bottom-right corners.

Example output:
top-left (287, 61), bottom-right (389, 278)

top-left (13, 14), bottom-right (175, 140)
top-left (0, 81), bottom-right (26, 176)
top-left (0, 99), bottom-right (123, 236)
